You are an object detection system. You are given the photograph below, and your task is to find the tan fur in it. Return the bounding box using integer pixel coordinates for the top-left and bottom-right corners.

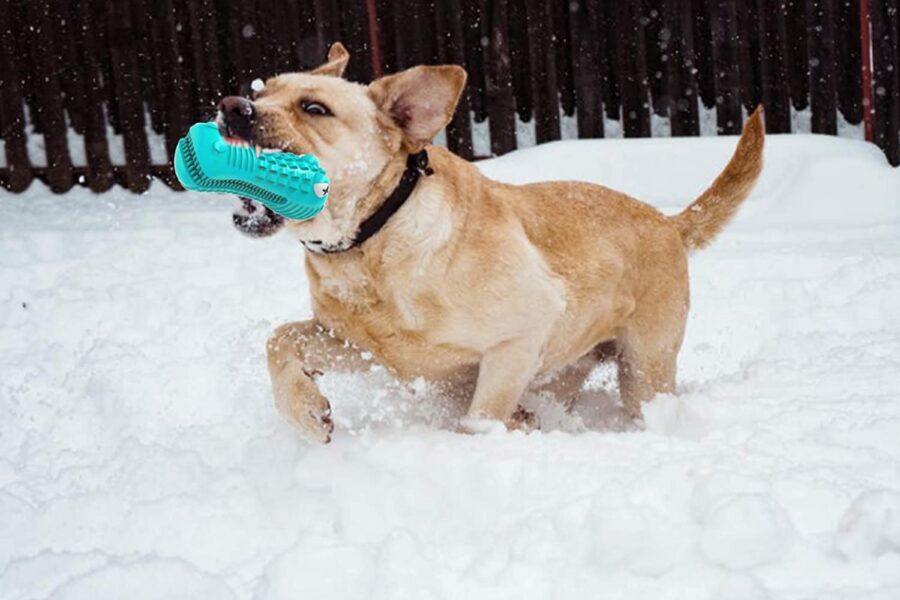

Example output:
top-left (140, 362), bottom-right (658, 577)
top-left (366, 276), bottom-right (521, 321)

top-left (243, 43), bottom-right (765, 442)
top-left (672, 106), bottom-right (765, 250)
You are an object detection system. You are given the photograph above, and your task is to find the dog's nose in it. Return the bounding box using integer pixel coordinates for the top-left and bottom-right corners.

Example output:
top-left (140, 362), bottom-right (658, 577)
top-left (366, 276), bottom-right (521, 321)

top-left (218, 96), bottom-right (256, 139)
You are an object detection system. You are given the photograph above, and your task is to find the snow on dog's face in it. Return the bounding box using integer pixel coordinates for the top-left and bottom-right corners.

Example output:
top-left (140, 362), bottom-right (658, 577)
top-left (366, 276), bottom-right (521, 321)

top-left (218, 42), bottom-right (466, 249)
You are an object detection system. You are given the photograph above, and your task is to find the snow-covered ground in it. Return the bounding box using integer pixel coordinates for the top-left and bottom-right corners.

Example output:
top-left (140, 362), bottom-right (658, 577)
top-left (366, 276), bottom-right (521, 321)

top-left (1, 134), bottom-right (899, 599)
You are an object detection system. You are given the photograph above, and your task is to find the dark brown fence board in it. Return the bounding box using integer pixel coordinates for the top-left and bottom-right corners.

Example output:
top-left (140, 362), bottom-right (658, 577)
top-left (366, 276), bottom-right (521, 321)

top-left (314, 0), bottom-right (342, 68)
top-left (53, 0), bottom-right (87, 136)
top-left (692, 0), bottom-right (718, 109)
top-left (554, 0), bottom-right (576, 118)
top-left (0, 0), bottom-right (33, 192)
top-left (507, 0), bottom-right (533, 122)
top-left (739, 0), bottom-right (762, 111)
top-left (108, 0), bottom-right (152, 192)
top-left (758, 0), bottom-right (792, 132)
top-left (72, 0), bottom-right (115, 192)
top-left (156, 0), bottom-right (190, 185)
top-left (807, 0), bottom-right (838, 134)
top-left (710, 0), bottom-right (744, 133)
top-left (436, 0), bottom-right (475, 159)
top-left (836, 0), bottom-right (863, 124)
top-left (597, 1), bottom-right (621, 120)
top-left (644, 0), bottom-right (668, 117)
top-left (615, 1), bottom-right (652, 137)
top-left (525, 0), bottom-right (561, 143)
top-left (460, 0), bottom-right (487, 122)
top-left (870, 0), bottom-right (899, 165)
top-left (339, 0), bottom-right (374, 81)
top-left (569, 0), bottom-right (605, 138)
top-left (663, 0), bottom-right (701, 136)
top-left (485, 0), bottom-right (516, 155)
top-left (786, 0), bottom-right (811, 110)
top-left (25, 0), bottom-right (74, 192)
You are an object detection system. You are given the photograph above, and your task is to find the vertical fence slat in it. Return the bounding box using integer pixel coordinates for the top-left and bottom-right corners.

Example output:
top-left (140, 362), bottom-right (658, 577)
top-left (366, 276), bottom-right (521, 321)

top-left (740, 0), bottom-right (763, 111)
top-left (664, 0), bottom-right (701, 136)
top-left (597, 2), bottom-right (621, 120)
top-left (507, 0), bottom-right (533, 122)
top-left (460, 0), bottom-right (487, 122)
top-left (569, 0), bottom-right (605, 138)
top-left (692, 0), bottom-right (717, 110)
top-left (202, 0), bottom-right (226, 100)
top-left (710, 0), bottom-right (744, 133)
top-left (786, 0), bottom-right (811, 110)
top-left (758, 0), bottom-right (792, 132)
top-left (134, 0), bottom-right (165, 135)
top-left (72, 0), bottom-right (115, 191)
top-left (614, 0), bottom-right (651, 137)
top-left (645, 0), bottom-right (668, 117)
top-left (807, 0), bottom-right (838, 134)
top-left (144, 1), bottom-right (169, 133)
top-left (157, 0), bottom-right (190, 187)
top-left (90, 0), bottom-right (121, 135)
top-left (554, 0), bottom-right (576, 118)
top-left (525, 0), bottom-right (561, 143)
top-left (186, 0), bottom-right (211, 123)
top-left (313, 0), bottom-right (342, 68)
top-left (389, 0), bottom-right (414, 71)
top-left (54, 1), bottom-right (87, 136)
top-left (339, 0), bottom-right (374, 81)
top-left (436, 0), bottom-right (474, 159)
top-left (0, 0), bottom-right (33, 192)
top-left (485, 0), bottom-right (516, 154)
top-left (869, 0), bottom-right (900, 165)
top-left (108, 0), bottom-right (152, 192)
top-left (15, 0), bottom-right (43, 136)
top-left (25, 0), bottom-right (74, 192)
top-left (836, 0), bottom-right (863, 124)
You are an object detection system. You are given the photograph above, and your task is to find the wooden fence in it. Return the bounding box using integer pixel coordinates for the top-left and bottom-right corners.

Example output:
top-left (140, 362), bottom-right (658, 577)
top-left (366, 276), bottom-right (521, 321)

top-left (0, 0), bottom-right (897, 195)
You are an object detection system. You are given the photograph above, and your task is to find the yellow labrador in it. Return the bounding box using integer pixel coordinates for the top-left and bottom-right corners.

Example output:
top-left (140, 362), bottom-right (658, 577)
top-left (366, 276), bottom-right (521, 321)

top-left (219, 43), bottom-right (764, 442)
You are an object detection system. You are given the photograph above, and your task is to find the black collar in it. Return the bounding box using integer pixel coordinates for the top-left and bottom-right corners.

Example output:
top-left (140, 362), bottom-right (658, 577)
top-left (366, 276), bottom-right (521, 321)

top-left (301, 150), bottom-right (433, 254)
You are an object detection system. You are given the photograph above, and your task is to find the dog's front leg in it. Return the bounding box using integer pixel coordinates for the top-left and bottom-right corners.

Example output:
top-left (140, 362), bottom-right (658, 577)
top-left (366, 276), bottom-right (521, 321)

top-left (460, 337), bottom-right (542, 433)
top-left (266, 319), bottom-right (368, 443)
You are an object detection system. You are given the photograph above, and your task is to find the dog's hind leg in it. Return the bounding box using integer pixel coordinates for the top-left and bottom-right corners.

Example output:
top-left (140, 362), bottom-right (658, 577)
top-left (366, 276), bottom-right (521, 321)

top-left (616, 310), bottom-right (686, 420)
top-left (266, 320), bottom-right (370, 443)
top-left (531, 341), bottom-right (619, 410)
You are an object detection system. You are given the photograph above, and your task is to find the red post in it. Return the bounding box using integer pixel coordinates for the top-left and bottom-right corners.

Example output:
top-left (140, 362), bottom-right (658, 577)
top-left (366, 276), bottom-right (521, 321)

top-left (859, 0), bottom-right (874, 142)
top-left (365, 0), bottom-right (383, 78)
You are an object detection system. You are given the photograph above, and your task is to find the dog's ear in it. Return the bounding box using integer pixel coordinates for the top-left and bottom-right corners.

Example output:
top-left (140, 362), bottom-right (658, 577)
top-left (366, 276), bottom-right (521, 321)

top-left (311, 42), bottom-right (349, 78)
top-left (368, 65), bottom-right (467, 152)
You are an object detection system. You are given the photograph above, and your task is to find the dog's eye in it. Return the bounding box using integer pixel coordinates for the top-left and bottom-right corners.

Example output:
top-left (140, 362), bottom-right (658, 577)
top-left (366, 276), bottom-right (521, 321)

top-left (301, 101), bottom-right (331, 116)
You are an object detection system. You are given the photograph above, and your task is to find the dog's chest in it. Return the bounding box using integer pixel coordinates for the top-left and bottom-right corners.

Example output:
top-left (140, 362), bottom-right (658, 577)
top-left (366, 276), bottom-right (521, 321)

top-left (307, 255), bottom-right (435, 333)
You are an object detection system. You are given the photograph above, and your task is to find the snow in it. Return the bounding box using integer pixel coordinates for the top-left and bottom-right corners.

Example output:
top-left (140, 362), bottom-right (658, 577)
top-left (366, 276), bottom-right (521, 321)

top-left (1, 133), bottom-right (899, 599)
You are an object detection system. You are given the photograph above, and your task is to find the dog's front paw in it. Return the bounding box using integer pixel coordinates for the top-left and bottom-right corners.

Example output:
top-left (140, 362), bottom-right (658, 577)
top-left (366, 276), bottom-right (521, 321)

top-left (509, 406), bottom-right (539, 432)
top-left (276, 388), bottom-right (334, 443)
top-left (457, 406), bottom-right (540, 435)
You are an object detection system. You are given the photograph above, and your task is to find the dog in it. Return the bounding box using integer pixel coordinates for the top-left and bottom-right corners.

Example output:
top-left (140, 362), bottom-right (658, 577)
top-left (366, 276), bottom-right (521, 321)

top-left (217, 42), bottom-right (764, 443)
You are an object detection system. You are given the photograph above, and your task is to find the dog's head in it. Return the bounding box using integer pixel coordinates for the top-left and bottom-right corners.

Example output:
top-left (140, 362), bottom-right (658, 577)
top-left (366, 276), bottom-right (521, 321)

top-left (219, 42), bottom-right (467, 245)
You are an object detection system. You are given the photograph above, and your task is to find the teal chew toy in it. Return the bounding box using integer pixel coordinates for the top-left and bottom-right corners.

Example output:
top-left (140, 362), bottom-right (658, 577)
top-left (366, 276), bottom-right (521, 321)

top-left (174, 122), bottom-right (329, 221)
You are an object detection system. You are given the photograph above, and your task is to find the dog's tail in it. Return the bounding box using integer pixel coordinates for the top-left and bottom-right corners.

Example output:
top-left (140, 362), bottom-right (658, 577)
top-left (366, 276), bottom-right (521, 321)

top-left (670, 106), bottom-right (765, 251)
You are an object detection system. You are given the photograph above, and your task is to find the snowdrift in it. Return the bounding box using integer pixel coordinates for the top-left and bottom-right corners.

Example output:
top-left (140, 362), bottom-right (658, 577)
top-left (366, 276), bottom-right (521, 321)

top-left (1, 134), bottom-right (899, 599)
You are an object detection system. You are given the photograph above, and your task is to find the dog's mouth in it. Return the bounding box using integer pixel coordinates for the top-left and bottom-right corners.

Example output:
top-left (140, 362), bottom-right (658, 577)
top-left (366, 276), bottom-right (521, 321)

top-left (215, 115), bottom-right (291, 156)
top-left (214, 118), bottom-right (294, 237)
top-left (232, 197), bottom-right (285, 238)
top-left (219, 131), bottom-right (287, 156)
